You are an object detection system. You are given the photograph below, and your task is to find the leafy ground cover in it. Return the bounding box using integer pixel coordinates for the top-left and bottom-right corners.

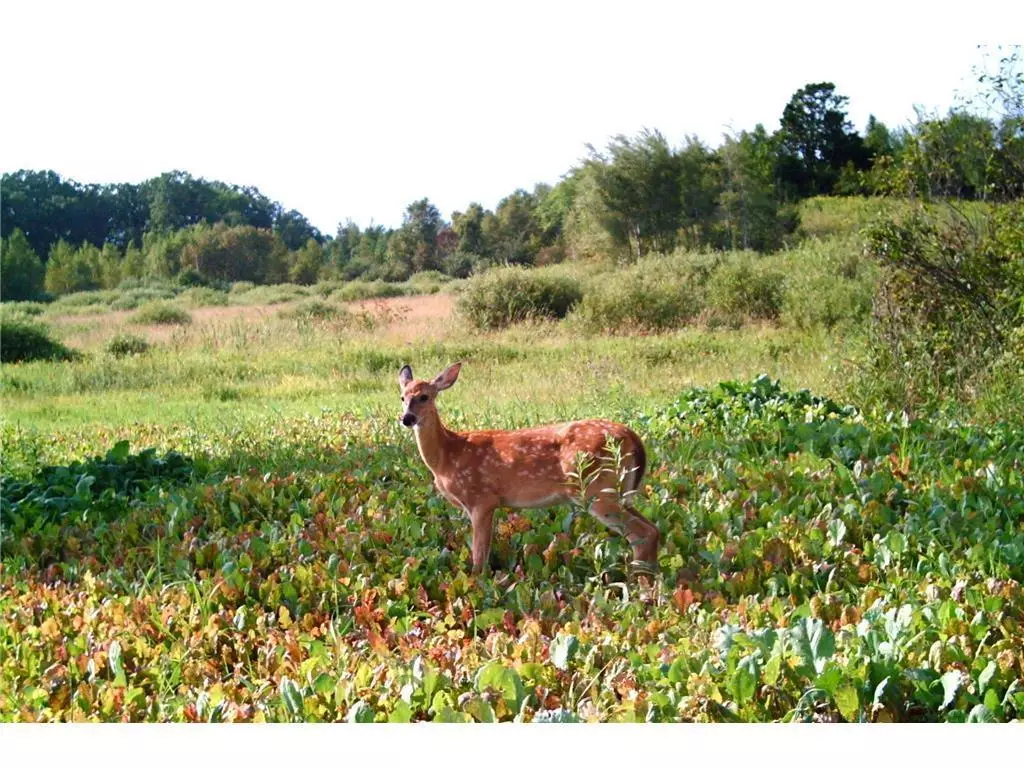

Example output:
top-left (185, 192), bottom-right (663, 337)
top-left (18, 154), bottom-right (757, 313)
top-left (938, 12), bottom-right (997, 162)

top-left (1, 377), bottom-right (1021, 722)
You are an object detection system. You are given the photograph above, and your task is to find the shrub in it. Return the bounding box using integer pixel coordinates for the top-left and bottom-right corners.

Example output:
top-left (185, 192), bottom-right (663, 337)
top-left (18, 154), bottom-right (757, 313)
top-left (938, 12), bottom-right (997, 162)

top-left (847, 201), bottom-right (1024, 415)
top-left (230, 281), bottom-right (256, 294)
top-left (2, 301), bottom-right (46, 317)
top-left (277, 299), bottom-right (346, 321)
top-left (105, 333), bottom-right (151, 358)
top-left (311, 280), bottom-right (344, 298)
top-left (108, 295), bottom-right (141, 311)
top-left (782, 275), bottom-right (873, 331)
top-left (332, 280), bottom-right (407, 302)
top-left (406, 270), bottom-right (450, 295)
top-left (441, 251), bottom-right (476, 279)
top-left (362, 260), bottom-right (412, 283)
top-left (0, 319), bottom-right (77, 363)
top-left (178, 286), bottom-right (229, 307)
top-left (177, 269), bottom-right (209, 287)
top-left (780, 238), bottom-right (876, 330)
top-left (797, 196), bottom-right (893, 240)
top-left (228, 284), bottom-right (309, 306)
top-left (132, 301), bottom-right (192, 325)
top-left (457, 267), bottom-right (582, 329)
top-left (706, 255), bottom-right (785, 321)
top-left (110, 287), bottom-right (178, 311)
top-left (50, 290), bottom-right (118, 311)
top-left (572, 266), bottom-right (701, 333)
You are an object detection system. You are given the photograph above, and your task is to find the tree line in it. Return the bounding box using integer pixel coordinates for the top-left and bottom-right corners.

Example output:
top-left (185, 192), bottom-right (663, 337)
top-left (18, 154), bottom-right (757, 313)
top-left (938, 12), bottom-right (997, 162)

top-left (3, 61), bottom-right (1022, 302)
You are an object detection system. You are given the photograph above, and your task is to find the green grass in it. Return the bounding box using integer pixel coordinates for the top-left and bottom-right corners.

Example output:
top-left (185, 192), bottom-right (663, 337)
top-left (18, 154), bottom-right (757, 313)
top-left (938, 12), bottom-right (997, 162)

top-left (0, 319), bottom-right (832, 435)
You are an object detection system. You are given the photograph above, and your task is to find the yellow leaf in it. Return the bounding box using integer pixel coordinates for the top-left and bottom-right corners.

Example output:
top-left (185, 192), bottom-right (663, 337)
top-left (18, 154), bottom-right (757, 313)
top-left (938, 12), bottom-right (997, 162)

top-left (279, 606), bottom-right (293, 629)
top-left (40, 618), bottom-right (60, 640)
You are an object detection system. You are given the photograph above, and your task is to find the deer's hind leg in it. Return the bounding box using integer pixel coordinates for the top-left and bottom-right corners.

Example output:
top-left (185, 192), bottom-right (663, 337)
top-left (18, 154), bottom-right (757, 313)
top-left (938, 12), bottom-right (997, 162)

top-left (587, 491), bottom-right (660, 569)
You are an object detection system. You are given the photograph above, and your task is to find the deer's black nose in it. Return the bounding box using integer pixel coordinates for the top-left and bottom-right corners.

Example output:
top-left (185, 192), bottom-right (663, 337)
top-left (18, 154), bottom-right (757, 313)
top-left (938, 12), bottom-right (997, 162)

top-left (402, 413), bottom-right (417, 427)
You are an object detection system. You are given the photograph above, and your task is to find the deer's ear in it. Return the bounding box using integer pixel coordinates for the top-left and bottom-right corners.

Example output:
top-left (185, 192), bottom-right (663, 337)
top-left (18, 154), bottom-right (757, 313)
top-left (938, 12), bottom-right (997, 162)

top-left (432, 362), bottom-right (462, 391)
top-left (398, 365), bottom-right (414, 389)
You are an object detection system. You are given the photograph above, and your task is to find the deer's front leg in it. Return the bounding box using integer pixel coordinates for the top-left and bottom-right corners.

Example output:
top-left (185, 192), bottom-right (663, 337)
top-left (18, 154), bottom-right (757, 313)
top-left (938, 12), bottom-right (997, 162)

top-left (470, 506), bottom-right (496, 575)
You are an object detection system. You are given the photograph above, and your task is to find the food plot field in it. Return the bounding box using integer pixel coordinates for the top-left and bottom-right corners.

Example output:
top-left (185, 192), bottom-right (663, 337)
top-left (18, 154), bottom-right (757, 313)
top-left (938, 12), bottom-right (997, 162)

top-left (1, 298), bottom-right (1023, 722)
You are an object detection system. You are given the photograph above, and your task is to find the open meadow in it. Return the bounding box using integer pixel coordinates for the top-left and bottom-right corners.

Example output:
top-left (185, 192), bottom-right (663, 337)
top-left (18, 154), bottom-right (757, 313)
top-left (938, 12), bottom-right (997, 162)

top-left (2, 249), bottom-right (1023, 722)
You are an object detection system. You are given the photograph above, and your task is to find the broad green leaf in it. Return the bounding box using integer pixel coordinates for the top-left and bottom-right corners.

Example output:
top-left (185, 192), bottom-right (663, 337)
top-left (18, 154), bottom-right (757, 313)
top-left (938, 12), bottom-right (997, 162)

top-left (834, 685), bottom-right (859, 721)
top-left (827, 518), bottom-right (847, 547)
top-left (430, 690), bottom-right (455, 715)
top-left (983, 688), bottom-right (1000, 713)
top-left (313, 674), bottom-right (334, 696)
top-left (422, 666), bottom-right (441, 702)
top-left (388, 700), bottom-right (413, 723)
top-left (473, 608), bottom-right (506, 632)
top-left (714, 623), bottom-right (742, 653)
top-left (434, 706), bottom-right (472, 723)
top-left (668, 657), bottom-right (689, 684)
top-left (195, 691), bottom-right (211, 720)
top-left (940, 670), bottom-right (961, 710)
top-left (789, 617), bottom-right (834, 674)
top-left (978, 660), bottom-right (996, 694)
top-left (814, 663), bottom-right (842, 696)
top-left (108, 440), bottom-right (131, 462)
top-left (475, 661), bottom-right (525, 711)
top-left (550, 633), bottom-right (579, 671)
top-left (74, 475), bottom-right (95, 497)
top-left (1002, 680), bottom-right (1023, 712)
top-left (967, 704), bottom-right (995, 723)
top-left (463, 697), bottom-right (497, 723)
top-left (108, 640), bottom-right (126, 687)
top-left (872, 677), bottom-right (891, 718)
top-left (347, 700), bottom-right (374, 723)
top-left (764, 651), bottom-right (782, 686)
top-left (326, 553), bottom-right (341, 576)
top-left (730, 655), bottom-right (758, 705)
top-left (885, 530), bottom-right (907, 556)
top-left (1012, 692), bottom-right (1024, 714)
top-left (279, 676), bottom-right (304, 717)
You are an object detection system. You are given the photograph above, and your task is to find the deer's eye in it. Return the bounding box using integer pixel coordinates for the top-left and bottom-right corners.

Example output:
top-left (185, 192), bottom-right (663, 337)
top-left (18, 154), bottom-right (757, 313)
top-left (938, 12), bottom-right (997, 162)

top-left (418, 394), bottom-right (429, 403)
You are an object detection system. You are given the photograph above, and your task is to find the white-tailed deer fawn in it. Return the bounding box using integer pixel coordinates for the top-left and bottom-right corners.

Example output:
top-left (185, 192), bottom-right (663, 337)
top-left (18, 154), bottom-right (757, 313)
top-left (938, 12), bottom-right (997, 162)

top-left (398, 362), bottom-right (659, 577)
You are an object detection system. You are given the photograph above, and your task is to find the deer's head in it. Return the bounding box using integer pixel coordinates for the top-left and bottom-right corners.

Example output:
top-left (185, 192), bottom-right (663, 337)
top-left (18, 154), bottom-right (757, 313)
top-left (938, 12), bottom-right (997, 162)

top-left (398, 362), bottom-right (461, 428)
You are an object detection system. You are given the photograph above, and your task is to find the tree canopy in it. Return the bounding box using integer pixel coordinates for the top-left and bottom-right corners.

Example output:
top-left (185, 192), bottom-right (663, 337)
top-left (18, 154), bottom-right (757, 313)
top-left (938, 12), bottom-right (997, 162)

top-left (4, 50), bottom-right (1022, 299)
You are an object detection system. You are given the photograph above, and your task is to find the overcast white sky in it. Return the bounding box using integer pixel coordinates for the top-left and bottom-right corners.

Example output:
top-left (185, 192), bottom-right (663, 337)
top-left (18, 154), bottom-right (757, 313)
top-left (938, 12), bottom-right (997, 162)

top-left (2, 1), bottom-right (1021, 233)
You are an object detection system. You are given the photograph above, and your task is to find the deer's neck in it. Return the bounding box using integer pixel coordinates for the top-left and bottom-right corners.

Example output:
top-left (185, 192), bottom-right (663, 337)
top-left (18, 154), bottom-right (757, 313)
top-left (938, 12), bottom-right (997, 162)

top-left (414, 411), bottom-right (457, 476)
